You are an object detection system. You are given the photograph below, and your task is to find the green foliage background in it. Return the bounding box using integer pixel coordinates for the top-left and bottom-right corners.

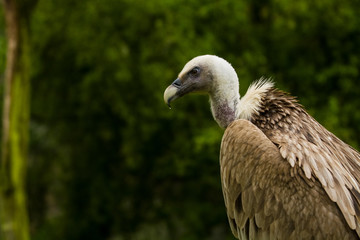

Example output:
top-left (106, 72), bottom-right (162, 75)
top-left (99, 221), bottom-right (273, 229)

top-left (1, 0), bottom-right (360, 239)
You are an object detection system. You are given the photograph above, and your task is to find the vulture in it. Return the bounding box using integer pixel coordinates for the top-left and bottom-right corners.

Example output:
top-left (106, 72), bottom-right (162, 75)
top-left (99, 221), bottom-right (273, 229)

top-left (163, 55), bottom-right (360, 240)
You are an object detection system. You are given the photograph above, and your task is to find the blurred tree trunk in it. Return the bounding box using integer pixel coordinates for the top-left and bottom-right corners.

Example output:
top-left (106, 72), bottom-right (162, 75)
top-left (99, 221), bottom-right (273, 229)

top-left (1, 0), bottom-right (34, 239)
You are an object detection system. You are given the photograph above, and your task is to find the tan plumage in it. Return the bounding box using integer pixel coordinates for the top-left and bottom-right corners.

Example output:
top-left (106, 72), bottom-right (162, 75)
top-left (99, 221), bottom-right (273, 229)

top-left (251, 88), bottom-right (360, 235)
top-left (221, 119), bottom-right (358, 239)
top-left (164, 55), bottom-right (360, 239)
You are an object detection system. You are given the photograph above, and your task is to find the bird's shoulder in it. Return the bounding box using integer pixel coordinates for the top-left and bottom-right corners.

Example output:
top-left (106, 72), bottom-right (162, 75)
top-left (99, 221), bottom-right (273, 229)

top-left (221, 119), bottom-right (357, 239)
top-left (251, 88), bottom-right (360, 234)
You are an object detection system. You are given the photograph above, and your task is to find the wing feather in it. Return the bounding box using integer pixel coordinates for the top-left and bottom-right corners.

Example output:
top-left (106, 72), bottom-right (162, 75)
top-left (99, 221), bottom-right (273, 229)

top-left (250, 88), bottom-right (360, 234)
top-left (221, 119), bottom-right (358, 239)
top-left (263, 109), bottom-right (360, 232)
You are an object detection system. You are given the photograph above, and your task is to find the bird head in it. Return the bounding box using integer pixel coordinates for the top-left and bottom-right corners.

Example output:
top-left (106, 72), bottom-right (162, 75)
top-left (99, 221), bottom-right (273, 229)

top-left (164, 55), bottom-right (239, 107)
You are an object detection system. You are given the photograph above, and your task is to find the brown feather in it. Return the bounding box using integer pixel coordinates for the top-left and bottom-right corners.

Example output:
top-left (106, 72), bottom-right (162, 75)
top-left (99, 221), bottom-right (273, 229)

top-left (250, 88), bottom-right (360, 234)
top-left (221, 119), bottom-right (359, 239)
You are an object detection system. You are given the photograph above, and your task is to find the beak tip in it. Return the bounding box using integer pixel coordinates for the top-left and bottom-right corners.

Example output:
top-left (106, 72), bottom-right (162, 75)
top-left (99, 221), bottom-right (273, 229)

top-left (164, 85), bottom-right (179, 108)
top-left (166, 97), bottom-right (173, 109)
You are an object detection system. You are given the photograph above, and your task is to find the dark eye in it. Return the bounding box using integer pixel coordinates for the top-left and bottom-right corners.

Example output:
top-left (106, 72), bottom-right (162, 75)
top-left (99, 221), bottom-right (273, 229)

top-left (189, 67), bottom-right (200, 76)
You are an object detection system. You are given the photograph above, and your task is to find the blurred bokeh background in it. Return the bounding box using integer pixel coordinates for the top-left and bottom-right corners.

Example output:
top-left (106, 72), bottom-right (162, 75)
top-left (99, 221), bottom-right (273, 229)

top-left (0, 0), bottom-right (360, 239)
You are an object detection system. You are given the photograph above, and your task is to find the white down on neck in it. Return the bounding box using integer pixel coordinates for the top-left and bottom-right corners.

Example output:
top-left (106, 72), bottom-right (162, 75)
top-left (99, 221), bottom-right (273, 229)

top-left (236, 78), bottom-right (274, 120)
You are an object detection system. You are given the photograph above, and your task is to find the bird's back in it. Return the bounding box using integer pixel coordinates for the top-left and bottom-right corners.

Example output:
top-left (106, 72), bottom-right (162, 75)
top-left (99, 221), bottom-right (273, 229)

top-left (252, 88), bottom-right (360, 233)
top-left (221, 119), bottom-right (359, 239)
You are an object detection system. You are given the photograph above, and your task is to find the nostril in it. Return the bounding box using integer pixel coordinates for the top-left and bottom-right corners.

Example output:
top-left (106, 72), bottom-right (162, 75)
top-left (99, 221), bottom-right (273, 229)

top-left (172, 78), bottom-right (182, 87)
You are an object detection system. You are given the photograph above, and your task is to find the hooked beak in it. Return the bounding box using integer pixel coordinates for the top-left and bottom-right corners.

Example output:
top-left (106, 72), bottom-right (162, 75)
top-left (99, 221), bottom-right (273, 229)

top-left (164, 78), bottom-right (182, 107)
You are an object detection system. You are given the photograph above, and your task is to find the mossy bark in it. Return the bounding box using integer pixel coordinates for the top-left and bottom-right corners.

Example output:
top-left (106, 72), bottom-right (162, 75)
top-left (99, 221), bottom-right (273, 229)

top-left (1, 0), bottom-right (31, 239)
